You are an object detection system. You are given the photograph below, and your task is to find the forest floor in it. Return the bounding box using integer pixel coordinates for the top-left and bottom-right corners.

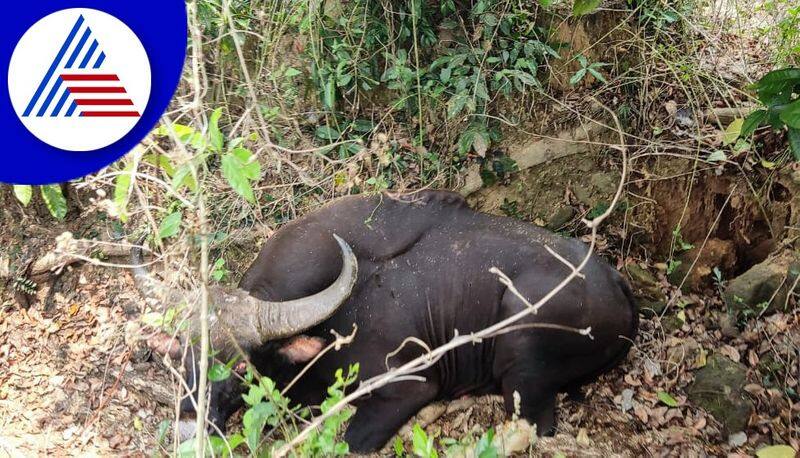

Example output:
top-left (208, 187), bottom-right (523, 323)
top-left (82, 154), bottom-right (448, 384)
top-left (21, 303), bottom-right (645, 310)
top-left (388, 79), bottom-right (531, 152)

top-left (2, 0), bottom-right (799, 456)
top-left (0, 178), bottom-right (797, 457)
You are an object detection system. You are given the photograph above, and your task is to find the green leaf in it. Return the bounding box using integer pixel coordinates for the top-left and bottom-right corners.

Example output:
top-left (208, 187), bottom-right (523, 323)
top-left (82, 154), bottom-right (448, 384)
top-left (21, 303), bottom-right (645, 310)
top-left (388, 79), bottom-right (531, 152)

top-left (722, 118), bottom-right (744, 145)
top-left (156, 420), bottom-right (171, 444)
top-left (211, 258), bottom-right (227, 281)
top-left (243, 402), bottom-right (277, 451)
top-left (741, 109), bottom-right (767, 136)
top-left (440, 66), bottom-right (452, 83)
top-left (481, 13), bottom-right (498, 27)
top-left (351, 119), bottom-right (374, 133)
top-left (13, 185), bottom-right (32, 207)
top-left (394, 437), bottom-right (405, 457)
top-left (788, 128), bottom-right (800, 162)
top-left (447, 93), bottom-right (469, 119)
top-left (155, 123), bottom-right (195, 139)
top-left (208, 363), bottom-right (232, 382)
top-left (142, 153), bottom-right (176, 176)
top-left (209, 108), bottom-right (224, 152)
top-left (284, 67), bottom-right (302, 78)
top-left (242, 384), bottom-right (266, 406)
top-left (158, 212), bottom-right (182, 240)
top-left (40, 185), bottom-right (67, 220)
top-left (315, 125), bottom-right (341, 141)
top-left (323, 77), bottom-right (336, 109)
top-left (221, 153), bottom-right (255, 203)
top-left (176, 438), bottom-right (196, 458)
top-left (779, 99), bottom-right (800, 129)
top-left (587, 67), bottom-right (608, 84)
top-left (114, 162), bottom-right (134, 222)
top-left (751, 68), bottom-right (800, 105)
top-left (227, 433), bottom-right (246, 452)
top-left (411, 424), bottom-right (437, 458)
top-left (657, 391), bottom-right (679, 407)
top-left (569, 69), bottom-right (587, 85)
top-left (171, 165), bottom-right (198, 193)
top-left (538, 0), bottom-right (553, 6)
top-left (207, 436), bottom-right (233, 456)
top-left (755, 445), bottom-right (797, 458)
top-left (230, 148), bottom-right (261, 180)
top-left (474, 428), bottom-right (498, 458)
top-left (458, 129), bottom-right (476, 156)
top-left (573, 0), bottom-right (602, 15)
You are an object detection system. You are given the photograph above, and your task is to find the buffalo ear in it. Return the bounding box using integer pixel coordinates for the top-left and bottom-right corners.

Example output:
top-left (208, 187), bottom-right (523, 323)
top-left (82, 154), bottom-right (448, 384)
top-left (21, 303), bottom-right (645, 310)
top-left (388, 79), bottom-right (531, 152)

top-left (278, 335), bottom-right (325, 364)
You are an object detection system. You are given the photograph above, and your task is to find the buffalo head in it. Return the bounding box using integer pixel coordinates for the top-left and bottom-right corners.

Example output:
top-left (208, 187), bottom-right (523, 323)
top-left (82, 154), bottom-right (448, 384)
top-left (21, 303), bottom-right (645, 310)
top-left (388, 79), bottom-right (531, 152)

top-left (134, 234), bottom-right (358, 441)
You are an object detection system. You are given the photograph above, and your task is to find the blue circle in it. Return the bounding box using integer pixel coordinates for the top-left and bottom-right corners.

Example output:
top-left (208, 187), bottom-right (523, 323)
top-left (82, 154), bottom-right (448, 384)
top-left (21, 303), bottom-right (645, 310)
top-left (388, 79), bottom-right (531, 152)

top-left (2, 2), bottom-right (186, 185)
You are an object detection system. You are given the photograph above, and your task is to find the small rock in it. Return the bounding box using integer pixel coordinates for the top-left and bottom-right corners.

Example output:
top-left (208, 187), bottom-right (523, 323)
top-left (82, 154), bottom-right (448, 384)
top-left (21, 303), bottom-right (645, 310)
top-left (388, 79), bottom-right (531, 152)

top-left (718, 313), bottom-right (740, 338)
top-left (727, 431), bottom-right (747, 448)
top-left (626, 264), bottom-right (659, 287)
top-left (589, 172), bottom-right (617, 195)
top-left (459, 163), bottom-right (483, 197)
top-left (625, 264), bottom-right (669, 317)
top-left (675, 107), bottom-right (695, 127)
top-left (723, 251), bottom-right (800, 313)
top-left (661, 315), bottom-right (684, 334)
top-left (666, 337), bottom-right (701, 368)
top-left (0, 255), bottom-right (9, 278)
top-left (687, 354), bottom-right (753, 434)
top-left (638, 298), bottom-right (667, 317)
top-left (572, 184), bottom-right (592, 205)
top-left (492, 419), bottom-right (535, 455)
top-left (546, 207), bottom-right (575, 231)
top-left (620, 389), bottom-right (634, 412)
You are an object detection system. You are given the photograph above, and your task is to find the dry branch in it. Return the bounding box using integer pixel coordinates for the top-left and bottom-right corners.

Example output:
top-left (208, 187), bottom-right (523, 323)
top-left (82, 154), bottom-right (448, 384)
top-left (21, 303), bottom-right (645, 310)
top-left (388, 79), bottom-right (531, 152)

top-left (24, 232), bottom-right (144, 277)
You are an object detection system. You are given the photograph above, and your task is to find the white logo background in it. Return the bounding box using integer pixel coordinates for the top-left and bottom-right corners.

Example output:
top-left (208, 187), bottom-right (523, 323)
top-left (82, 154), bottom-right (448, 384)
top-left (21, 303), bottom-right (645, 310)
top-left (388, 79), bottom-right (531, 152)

top-left (8, 8), bottom-right (151, 152)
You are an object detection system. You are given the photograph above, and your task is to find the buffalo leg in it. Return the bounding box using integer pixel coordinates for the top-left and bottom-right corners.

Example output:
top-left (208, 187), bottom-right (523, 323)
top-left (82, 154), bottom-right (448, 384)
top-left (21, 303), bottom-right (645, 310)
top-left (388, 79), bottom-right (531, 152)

top-left (500, 370), bottom-right (558, 436)
top-left (344, 381), bottom-right (439, 453)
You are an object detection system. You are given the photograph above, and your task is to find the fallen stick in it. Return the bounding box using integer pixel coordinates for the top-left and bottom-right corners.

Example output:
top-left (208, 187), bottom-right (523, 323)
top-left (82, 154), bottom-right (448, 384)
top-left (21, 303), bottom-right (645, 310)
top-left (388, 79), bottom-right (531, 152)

top-left (28, 232), bottom-right (145, 276)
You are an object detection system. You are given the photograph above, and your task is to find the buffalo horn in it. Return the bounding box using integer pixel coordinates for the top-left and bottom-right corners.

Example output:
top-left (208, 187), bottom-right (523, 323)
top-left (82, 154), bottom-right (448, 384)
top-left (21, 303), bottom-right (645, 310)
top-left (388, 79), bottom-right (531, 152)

top-left (245, 234), bottom-right (358, 340)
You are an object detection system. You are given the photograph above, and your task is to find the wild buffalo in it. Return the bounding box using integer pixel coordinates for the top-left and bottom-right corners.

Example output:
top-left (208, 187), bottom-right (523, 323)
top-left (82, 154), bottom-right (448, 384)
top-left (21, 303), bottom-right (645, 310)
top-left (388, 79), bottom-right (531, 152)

top-left (138, 190), bottom-right (638, 453)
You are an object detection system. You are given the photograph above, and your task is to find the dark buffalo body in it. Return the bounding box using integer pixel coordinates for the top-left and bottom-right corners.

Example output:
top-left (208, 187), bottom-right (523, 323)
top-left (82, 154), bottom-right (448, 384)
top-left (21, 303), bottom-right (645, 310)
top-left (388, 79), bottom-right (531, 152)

top-left (221, 190), bottom-right (638, 452)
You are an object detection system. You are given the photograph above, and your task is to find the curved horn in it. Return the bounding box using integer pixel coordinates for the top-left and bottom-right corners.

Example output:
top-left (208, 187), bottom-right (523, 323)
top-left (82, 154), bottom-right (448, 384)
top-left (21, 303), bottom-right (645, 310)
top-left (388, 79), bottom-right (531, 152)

top-left (248, 234), bottom-right (358, 340)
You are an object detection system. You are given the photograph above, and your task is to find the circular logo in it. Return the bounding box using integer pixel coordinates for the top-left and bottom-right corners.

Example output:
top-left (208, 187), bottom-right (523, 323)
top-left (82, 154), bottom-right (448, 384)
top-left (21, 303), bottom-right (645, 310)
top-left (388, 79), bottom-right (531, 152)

top-left (8, 9), bottom-right (151, 152)
top-left (1, 1), bottom-right (186, 185)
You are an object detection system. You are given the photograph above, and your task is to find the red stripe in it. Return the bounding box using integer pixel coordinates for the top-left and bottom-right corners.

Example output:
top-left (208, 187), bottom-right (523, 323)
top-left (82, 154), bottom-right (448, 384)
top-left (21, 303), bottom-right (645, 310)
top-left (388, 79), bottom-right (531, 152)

top-left (68, 87), bottom-right (127, 93)
top-left (61, 74), bottom-right (119, 81)
top-left (81, 111), bottom-right (141, 117)
top-left (75, 99), bottom-right (134, 106)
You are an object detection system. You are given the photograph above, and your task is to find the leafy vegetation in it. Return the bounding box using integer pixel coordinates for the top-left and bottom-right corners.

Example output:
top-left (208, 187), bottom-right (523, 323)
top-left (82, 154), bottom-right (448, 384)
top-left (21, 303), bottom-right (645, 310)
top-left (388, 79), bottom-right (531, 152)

top-left (302, 0), bottom-right (561, 159)
top-left (12, 184), bottom-right (68, 219)
top-left (740, 67), bottom-right (800, 159)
